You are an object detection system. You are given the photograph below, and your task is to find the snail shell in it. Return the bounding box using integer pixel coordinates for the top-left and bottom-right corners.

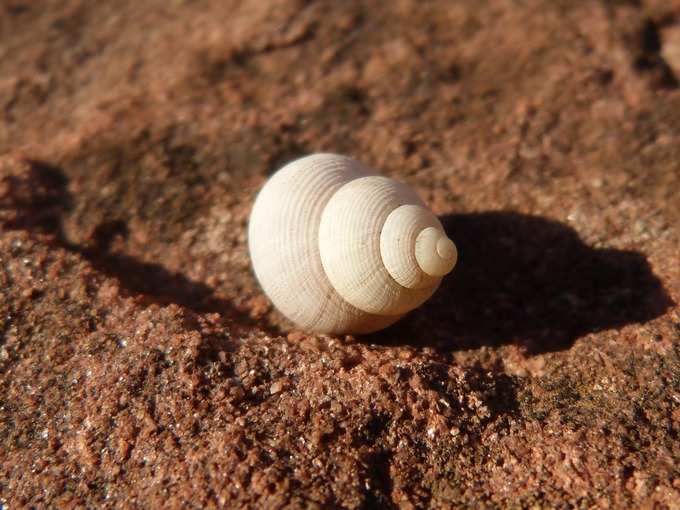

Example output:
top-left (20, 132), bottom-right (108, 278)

top-left (248, 153), bottom-right (457, 334)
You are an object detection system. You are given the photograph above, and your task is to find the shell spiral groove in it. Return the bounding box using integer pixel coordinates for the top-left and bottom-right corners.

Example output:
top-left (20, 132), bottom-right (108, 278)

top-left (248, 153), bottom-right (457, 334)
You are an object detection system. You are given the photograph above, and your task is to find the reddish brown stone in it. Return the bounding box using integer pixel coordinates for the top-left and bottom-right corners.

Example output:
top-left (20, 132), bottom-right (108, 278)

top-left (1, 1), bottom-right (680, 508)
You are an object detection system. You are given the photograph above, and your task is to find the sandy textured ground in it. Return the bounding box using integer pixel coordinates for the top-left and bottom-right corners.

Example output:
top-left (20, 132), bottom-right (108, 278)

top-left (1, 0), bottom-right (680, 508)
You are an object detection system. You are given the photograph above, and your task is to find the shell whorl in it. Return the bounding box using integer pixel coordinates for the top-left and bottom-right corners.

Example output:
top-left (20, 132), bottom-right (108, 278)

top-left (248, 153), bottom-right (457, 334)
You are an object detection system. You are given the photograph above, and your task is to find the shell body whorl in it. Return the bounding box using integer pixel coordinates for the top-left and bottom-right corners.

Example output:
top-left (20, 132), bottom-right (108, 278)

top-left (248, 153), bottom-right (457, 334)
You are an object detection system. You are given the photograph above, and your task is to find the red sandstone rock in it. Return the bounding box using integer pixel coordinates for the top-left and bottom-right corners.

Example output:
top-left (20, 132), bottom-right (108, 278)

top-left (1, 1), bottom-right (679, 508)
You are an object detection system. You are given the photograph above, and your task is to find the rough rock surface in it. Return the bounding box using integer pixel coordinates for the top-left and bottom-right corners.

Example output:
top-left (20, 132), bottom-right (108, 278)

top-left (1, 1), bottom-right (680, 508)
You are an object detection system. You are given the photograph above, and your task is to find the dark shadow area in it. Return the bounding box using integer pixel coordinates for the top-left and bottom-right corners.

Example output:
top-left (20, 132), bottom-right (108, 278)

top-left (0, 159), bottom-right (267, 330)
top-left (368, 212), bottom-right (674, 354)
top-left (633, 18), bottom-right (679, 90)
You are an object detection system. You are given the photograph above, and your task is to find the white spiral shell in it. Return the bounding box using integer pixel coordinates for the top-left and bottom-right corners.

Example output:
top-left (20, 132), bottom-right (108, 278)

top-left (248, 153), bottom-right (457, 334)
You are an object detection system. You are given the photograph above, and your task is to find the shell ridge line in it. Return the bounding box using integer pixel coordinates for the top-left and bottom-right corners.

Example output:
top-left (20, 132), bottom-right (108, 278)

top-left (351, 179), bottom-right (402, 289)
top-left (378, 212), bottom-right (418, 291)
top-left (378, 203), bottom-right (443, 290)
top-left (306, 168), bottom-right (368, 330)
